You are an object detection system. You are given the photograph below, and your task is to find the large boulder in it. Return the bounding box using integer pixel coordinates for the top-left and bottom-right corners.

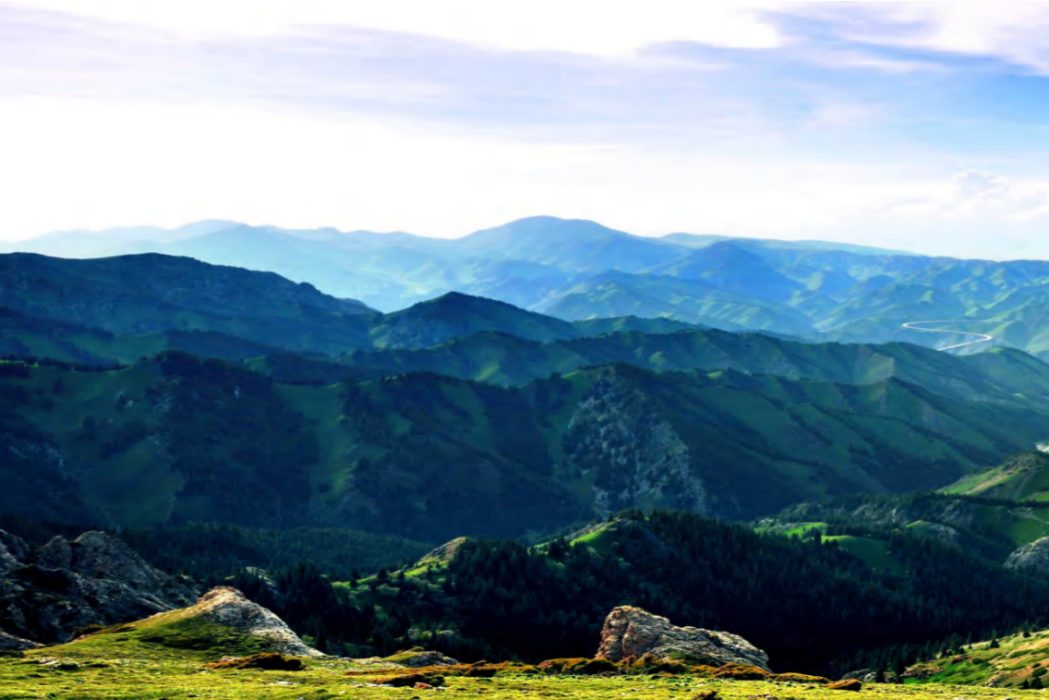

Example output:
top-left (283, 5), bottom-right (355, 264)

top-left (1006, 537), bottom-right (1049, 574)
top-left (194, 587), bottom-right (324, 658)
top-left (0, 530), bottom-right (198, 645)
top-left (596, 606), bottom-right (769, 670)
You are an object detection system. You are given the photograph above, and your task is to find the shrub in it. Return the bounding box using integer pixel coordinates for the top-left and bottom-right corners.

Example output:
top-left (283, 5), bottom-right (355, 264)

top-left (625, 654), bottom-right (693, 675)
top-left (71, 624), bottom-right (108, 639)
top-left (205, 653), bottom-right (304, 671)
top-left (372, 672), bottom-right (446, 687)
top-left (537, 658), bottom-right (619, 675)
top-left (538, 658), bottom-right (581, 674)
top-left (712, 664), bottom-right (772, 680)
top-left (773, 672), bottom-right (831, 684)
top-left (70, 624), bottom-right (134, 640)
top-left (690, 691), bottom-right (719, 700)
top-left (825, 679), bottom-right (863, 691)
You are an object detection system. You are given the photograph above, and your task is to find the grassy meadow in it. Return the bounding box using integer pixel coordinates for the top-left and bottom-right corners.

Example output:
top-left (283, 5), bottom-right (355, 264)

top-left (4, 653), bottom-right (1046, 700)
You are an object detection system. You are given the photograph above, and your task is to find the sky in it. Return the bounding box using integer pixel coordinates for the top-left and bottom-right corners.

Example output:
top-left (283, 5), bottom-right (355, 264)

top-left (4, 1), bottom-right (1049, 258)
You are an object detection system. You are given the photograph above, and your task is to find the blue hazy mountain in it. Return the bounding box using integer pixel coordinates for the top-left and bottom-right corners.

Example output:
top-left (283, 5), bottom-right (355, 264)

top-left (16, 215), bottom-right (1049, 359)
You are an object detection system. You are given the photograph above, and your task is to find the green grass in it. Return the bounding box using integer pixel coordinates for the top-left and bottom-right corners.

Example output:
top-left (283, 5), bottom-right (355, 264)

top-left (779, 522), bottom-right (827, 538)
top-left (910, 629), bottom-right (1049, 688)
top-left (821, 535), bottom-right (904, 574)
top-left (7, 655), bottom-right (1049, 700)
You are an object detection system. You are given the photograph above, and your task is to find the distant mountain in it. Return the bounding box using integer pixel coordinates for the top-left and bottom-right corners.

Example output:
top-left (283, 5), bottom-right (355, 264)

top-left (533, 270), bottom-right (816, 337)
top-left (321, 328), bottom-right (1049, 402)
top-left (0, 254), bottom-right (713, 362)
top-left (368, 291), bottom-right (579, 348)
top-left (452, 216), bottom-right (683, 272)
top-left (662, 232), bottom-right (915, 256)
top-left (0, 306), bottom-right (275, 366)
top-left (0, 253), bottom-right (378, 355)
top-left (646, 242), bottom-right (806, 302)
top-left (18, 215), bottom-right (1049, 359)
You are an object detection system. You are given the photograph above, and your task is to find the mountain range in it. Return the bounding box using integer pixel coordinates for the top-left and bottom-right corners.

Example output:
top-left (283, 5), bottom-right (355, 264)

top-left (5, 349), bottom-right (1049, 541)
top-left (6, 249), bottom-right (1049, 542)
top-left (12, 216), bottom-right (1049, 359)
top-left (10, 225), bottom-right (1049, 692)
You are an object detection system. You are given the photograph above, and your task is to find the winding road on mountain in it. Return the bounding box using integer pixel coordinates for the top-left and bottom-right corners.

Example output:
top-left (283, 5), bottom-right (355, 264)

top-left (901, 320), bottom-right (995, 352)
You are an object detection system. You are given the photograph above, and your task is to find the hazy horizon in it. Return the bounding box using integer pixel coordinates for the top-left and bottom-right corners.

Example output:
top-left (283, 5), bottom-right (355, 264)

top-left (5, 1), bottom-right (1049, 259)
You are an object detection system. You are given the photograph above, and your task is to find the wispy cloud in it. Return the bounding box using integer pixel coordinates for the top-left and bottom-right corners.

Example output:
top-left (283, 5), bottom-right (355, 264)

top-left (3, 1), bottom-right (1049, 259)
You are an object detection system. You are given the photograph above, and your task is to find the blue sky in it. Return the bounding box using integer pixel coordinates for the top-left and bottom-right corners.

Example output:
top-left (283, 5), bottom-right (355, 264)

top-left (4, 1), bottom-right (1049, 258)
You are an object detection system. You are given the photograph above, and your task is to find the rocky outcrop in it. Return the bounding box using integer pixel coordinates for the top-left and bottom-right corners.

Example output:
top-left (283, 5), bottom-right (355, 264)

top-left (564, 369), bottom-right (707, 515)
top-left (0, 530), bottom-right (198, 645)
top-left (193, 587), bottom-right (323, 658)
top-left (0, 629), bottom-right (41, 652)
top-left (596, 606), bottom-right (769, 671)
top-left (1005, 536), bottom-right (1049, 574)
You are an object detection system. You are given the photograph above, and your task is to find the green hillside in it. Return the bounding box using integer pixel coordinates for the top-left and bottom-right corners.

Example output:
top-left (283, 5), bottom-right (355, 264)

top-left (323, 328), bottom-right (1049, 407)
top-left (0, 253), bottom-right (714, 364)
top-left (760, 484), bottom-right (1049, 564)
top-left (0, 305), bottom-right (279, 366)
top-left (903, 628), bottom-right (1049, 688)
top-left (534, 270), bottom-right (816, 337)
top-left (5, 354), bottom-right (1049, 539)
top-left (325, 511), bottom-right (1049, 674)
top-left (942, 451), bottom-right (1049, 501)
top-left (0, 253), bottom-right (378, 354)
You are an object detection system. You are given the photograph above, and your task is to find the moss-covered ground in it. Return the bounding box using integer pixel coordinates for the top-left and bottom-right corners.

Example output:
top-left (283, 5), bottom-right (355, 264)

top-left (5, 656), bottom-right (1048, 700)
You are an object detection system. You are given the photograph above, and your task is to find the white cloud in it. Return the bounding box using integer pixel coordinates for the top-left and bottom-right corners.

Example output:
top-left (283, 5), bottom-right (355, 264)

top-left (0, 96), bottom-right (925, 242)
top-left (28, 0), bottom-right (1049, 64)
top-left (884, 170), bottom-right (1049, 223)
top-left (5, 0), bottom-right (784, 55)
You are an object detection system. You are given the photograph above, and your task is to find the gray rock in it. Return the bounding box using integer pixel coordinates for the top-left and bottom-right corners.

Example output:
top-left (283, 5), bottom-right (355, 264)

top-left (0, 530), bottom-right (198, 645)
top-left (195, 587), bottom-right (323, 658)
top-left (565, 369), bottom-right (707, 516)
top-left (596, 605), bottom-right (769, 670)
top-left (1005, 536), bottom-right (1049, 573)
top-left (36, 536), bottom-right (73, 570)
top-left (0, 628), bottom-right (41, 652)
top-left (69, 532), bottom-right (164, 588)
top-left (0, 531), bottom-right (28, 576)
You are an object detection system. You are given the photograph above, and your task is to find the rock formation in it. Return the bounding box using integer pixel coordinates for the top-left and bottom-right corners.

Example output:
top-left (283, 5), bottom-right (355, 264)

top-left (0, 629), bottom-right (40, 652)
top-left (564, 369), bottom-right (707, 515)
top-left (1005, 536), bottom-right (1049, 574)
top-left (193, 587), bottom-right (323, 658)
top-left (596, 606), bottom-right (769, 670)
top-left (0, 529), bottom-right (198, 645)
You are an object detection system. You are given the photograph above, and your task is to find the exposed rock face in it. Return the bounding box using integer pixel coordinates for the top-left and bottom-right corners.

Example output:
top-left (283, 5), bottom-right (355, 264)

top-left (564, 369), bottom-right (707, 515)
top-left (596, 606), bottom-right (769, 671)
top-left (0, 629), bottom-right (41, 651)
top-left (0, 530), bottom-right (198, 645)
top-left (194, 587), bottom-right (323, 658)
top-left (0, 531), bottom-right (28, 576)
top-left (1005, 536), bottom-right (1049, 573)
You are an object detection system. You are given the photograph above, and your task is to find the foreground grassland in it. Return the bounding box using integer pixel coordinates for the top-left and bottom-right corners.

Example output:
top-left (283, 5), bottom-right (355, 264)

top-left (2, 658), bottom-right (1046, 700)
